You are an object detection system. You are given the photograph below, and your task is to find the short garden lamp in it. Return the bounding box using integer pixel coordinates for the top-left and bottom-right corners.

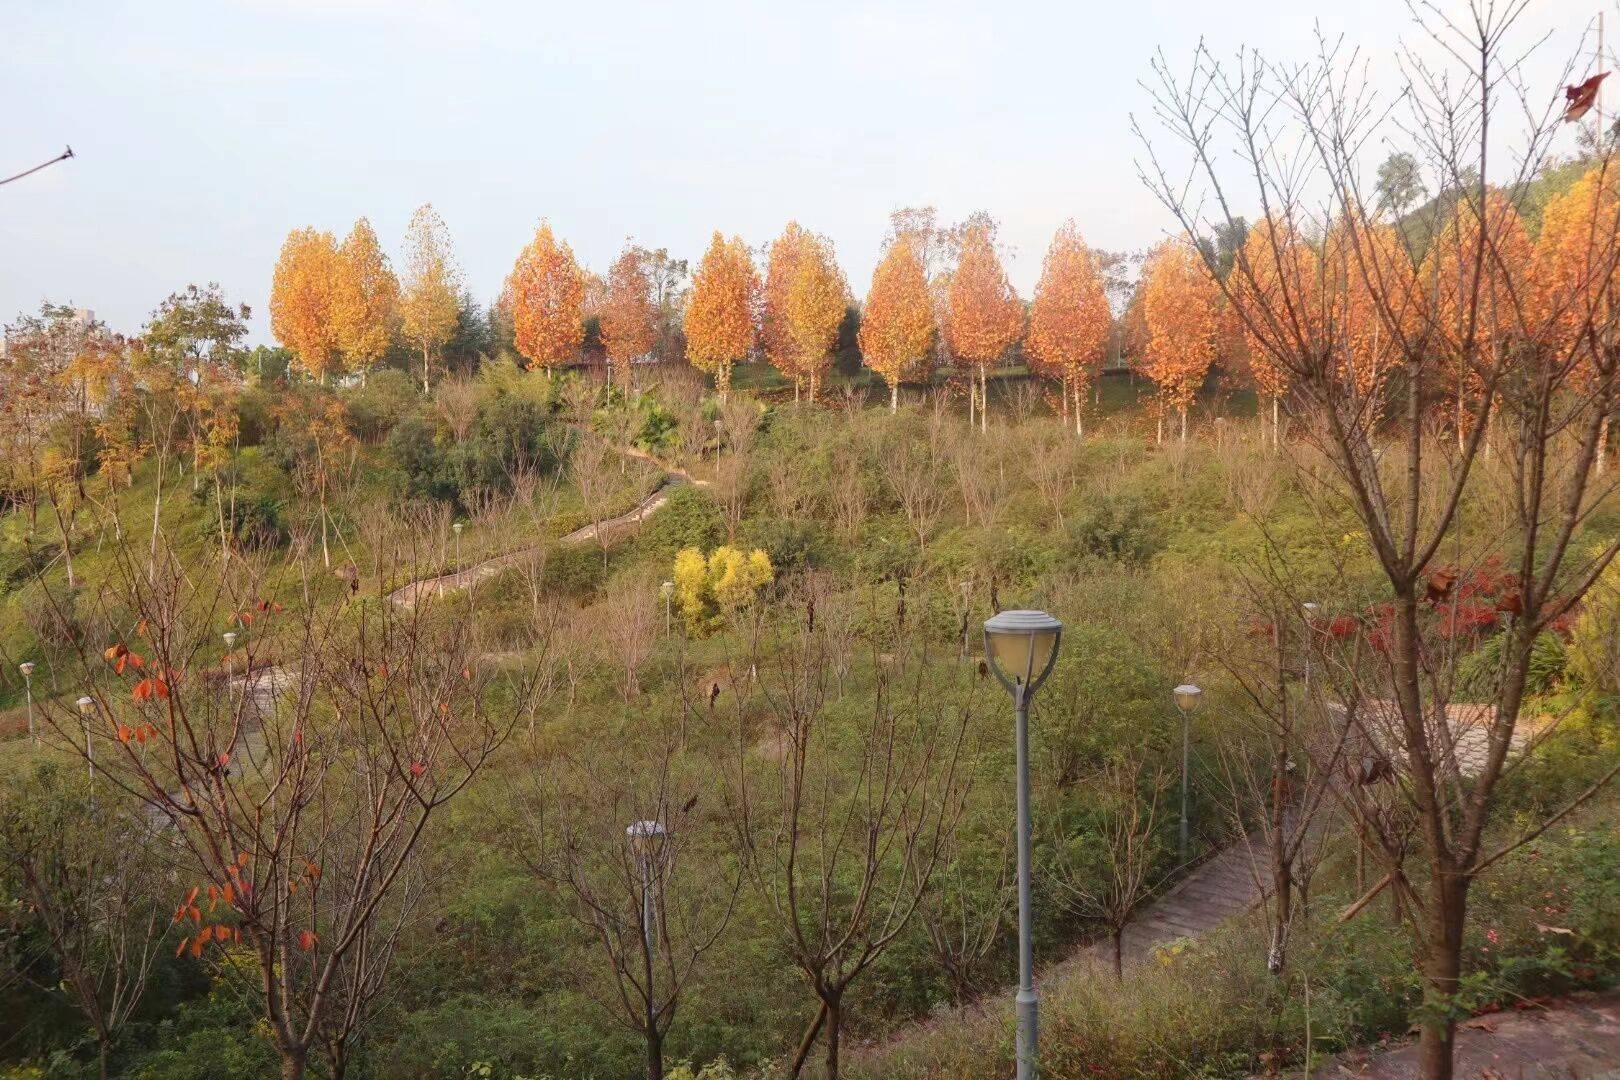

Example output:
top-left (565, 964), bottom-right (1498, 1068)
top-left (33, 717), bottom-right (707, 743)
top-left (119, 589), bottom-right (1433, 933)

top-left (626, 819), bottom-right (668, 952)
top-left (1301, 603), bottom-right (1320, 692)
top-left (1172, 684), bottom-right (1203, 862)
top-left (983, 609), bottom-right (1062, 1080)
top-left (19, 662), bottom-right (36, 744)
top-left (76, 695), bottom-right (97, 783)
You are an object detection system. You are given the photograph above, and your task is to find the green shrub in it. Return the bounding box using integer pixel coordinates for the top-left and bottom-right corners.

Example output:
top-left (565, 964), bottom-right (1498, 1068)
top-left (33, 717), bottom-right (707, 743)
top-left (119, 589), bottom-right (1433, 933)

top-left (1066, 490), bottom-right (1163, 564)
top-left (641, 486), bottom-right (724, 554)
top-left (344, 368), bottom-right (421, 442)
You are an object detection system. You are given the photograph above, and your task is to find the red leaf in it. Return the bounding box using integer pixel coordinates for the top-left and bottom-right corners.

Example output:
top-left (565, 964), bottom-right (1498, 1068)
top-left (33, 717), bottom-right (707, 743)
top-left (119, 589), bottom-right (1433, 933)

top-left (298, 930), bottom-right (318, 951)
top-left (410, 761), bottom-right (426, 777)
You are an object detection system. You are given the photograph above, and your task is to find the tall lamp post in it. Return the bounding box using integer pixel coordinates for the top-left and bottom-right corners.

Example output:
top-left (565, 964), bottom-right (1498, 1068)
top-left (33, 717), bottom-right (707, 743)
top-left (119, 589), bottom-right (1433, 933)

top-left (626, 818), bottom-right (669, 1080)
top-left (983, 609), bottom-right (1062, 1080)
top-left (660, 581), bottom-right (675, 636)
top-left (452, 520), bottom-right (464, 567)
top-left (19, 662), bottom-right (36, 745)
top-left (1172, 684), bottom-right (1203, 863)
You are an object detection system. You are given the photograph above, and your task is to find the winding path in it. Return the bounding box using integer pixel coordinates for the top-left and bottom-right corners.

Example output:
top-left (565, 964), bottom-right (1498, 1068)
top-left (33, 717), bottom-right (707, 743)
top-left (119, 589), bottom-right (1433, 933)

top-left (386, 447), bottom-right (701, 608)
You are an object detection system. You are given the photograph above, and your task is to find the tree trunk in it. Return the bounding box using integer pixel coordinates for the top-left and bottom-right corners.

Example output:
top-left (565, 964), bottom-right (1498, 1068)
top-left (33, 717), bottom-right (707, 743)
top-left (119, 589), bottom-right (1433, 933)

top-left (824, 992), bottom-right (842, 1080)
top-left (788, 1001), bottom-right (828, 1078)
top-left (98, 1035), bottom-right (111, 1080)
top-left (645, 1026), bottom-right (663, 1080)
top-left (1111, 926), bottom-right (1124, 981)
top-left (281, 1048), bottom-right (306, 1080)
top-left (979, 367), bottom-right (988, 434)
top-left (890, 383), bottom-right (899, 413)
top-left (1416, 875), bottom-right (1468, 1080)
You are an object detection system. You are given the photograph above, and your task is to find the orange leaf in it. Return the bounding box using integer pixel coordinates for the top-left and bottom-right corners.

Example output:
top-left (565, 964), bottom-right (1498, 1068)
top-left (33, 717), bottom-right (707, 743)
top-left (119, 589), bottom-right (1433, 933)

top-left (117, 725), bottom-right (133, 743)
top-left (114, 655), bottom-right (129, 675)
top-left (175, 936), bottom-right (188, 956)
top-left (298, 930), bottom-right (318, 951)
top-left (236, 851), bottom-right (251, 868)
top-left (153, 677), bottom-right (170, 700)
top-left (218, 751), bottom-right (231, 767)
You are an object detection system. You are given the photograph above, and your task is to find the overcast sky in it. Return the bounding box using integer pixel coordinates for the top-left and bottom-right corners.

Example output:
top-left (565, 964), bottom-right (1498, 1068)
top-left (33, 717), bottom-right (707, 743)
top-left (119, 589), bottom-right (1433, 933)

top-left (2, 0), bottom-right (1605, 342)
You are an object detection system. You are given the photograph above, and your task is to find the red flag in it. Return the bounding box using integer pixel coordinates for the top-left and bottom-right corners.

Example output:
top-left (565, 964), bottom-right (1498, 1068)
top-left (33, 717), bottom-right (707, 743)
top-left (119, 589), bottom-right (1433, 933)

top-left (1564, 72), bottom-right (1609, 122)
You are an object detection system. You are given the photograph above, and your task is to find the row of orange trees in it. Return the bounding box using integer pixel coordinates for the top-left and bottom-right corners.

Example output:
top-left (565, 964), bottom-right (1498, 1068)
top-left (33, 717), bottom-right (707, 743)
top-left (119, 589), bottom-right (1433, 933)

top-left (267, 209), bottom-right (1133, 420)
top-left (269, 172), bottom-right (1620, 433)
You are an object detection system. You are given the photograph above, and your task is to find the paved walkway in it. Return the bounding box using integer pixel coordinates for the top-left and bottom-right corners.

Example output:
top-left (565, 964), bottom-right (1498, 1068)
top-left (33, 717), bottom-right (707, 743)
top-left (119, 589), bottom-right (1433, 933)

top-left (386, 445), bottom-right (701, 608)
top-left (1312, 992), bottom-right (1620, 1078)
top-left (1056, 837), bottom-right (1270, 976)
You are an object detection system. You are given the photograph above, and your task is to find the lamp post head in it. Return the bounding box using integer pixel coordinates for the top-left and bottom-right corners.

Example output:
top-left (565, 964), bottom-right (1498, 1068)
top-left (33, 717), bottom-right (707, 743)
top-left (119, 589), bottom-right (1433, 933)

top-left (1302, 602), bottom-right (1320, 618)
top-left (983, 610), bottom-right (1062, 699)
top-left (223, 631), bottom-right (238, 650)
top-left (18, 662), bottom-right (35, 679)
top-left (76, 695), bottom-right (95, 716)
top-left (626, 819), bottom-right (667, 860)
top-left (660, 580), bottom-right (675, 600)
top-left (453, 521), bottom-right (464, 536)
top-left (1173, 684), bottom-right (1203, 714)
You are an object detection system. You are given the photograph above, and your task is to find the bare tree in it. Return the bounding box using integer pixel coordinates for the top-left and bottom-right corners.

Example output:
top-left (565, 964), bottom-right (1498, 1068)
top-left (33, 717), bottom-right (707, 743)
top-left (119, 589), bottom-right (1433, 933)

top-left (31, 539), bottom-right (539, 1080)
top-left (1215, 590), bottom-right (1348, 974)
top-left (713, 593), bottom-right (981, 1079)
top-left (523, 727), bottom-right (740, 1080)
top-left (1047, 757), bottom-right (1170, 980)
top-left (712, 398), bottom-right (761, 541)
top-left (1138, 9), bottom-right (1620, 1073)
top-left (912, 818), bottom-right (1011, 1004)
top-left (0, 762), bottom-right (167, 1079)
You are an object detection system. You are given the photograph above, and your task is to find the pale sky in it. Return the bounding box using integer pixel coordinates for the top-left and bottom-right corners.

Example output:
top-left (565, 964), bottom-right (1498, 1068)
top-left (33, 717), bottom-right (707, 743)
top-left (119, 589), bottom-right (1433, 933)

top-left (2, 0), bottom-right (1605, 342)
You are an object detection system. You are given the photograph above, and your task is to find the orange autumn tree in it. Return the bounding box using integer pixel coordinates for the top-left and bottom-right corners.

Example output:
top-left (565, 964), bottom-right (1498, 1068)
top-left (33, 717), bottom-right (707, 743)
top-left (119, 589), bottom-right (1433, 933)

top-left (764, 222), bottom-right (848, 403)
top-left (509, 221), bottom-right (585, 375)
top-left (1027, 221), bottom-right (1111, 436)
top-left (1229, 218), bottom-right (1318, 446)
top-left (269, 228), bottom-right (341, 383)
top-left (1140, 239), bottom-right (1220, 442)
top-left (859, 237), bottom-right (936, 412)
top-left (1532, 166), bottom-right (1620, 470)
top-left (1322, 214), bottom-right (1416, 401)
top-left (1420, 190), bottom-right (1533, 446)
top-left (685, 232), bottom-right (759, 402)
top-left (601, 243), bottom-right (658, 389)
top-left (946, 217), bottom-right (1023, 432)
top-left (398, 203), bottom-right (462, 391)
top-left (332, 218), bottom-right (399, 386)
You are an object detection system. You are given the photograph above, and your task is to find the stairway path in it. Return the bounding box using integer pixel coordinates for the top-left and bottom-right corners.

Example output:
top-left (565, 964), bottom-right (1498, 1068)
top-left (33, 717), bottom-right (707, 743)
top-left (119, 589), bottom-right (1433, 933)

top-left (1054, 836), bottom-right (1270, 977)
